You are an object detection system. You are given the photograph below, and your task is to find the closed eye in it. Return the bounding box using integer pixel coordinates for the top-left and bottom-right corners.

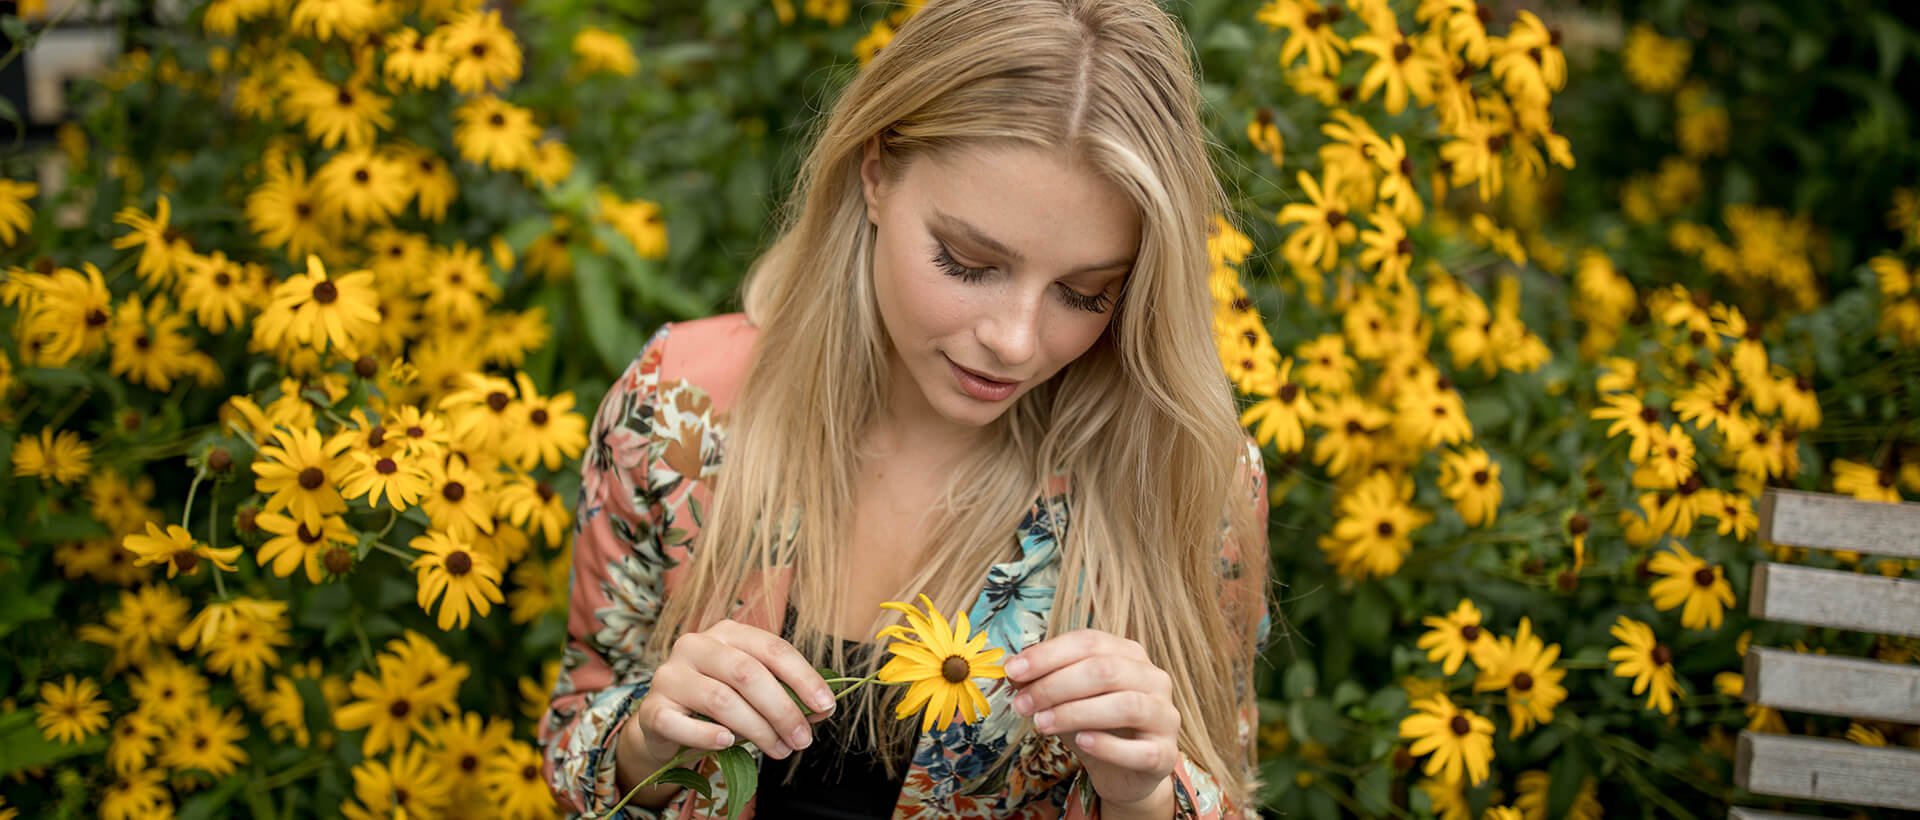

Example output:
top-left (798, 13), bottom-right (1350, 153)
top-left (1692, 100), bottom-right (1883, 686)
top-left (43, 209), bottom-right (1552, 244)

top-left (931, 240), bottom-right (1115, 314)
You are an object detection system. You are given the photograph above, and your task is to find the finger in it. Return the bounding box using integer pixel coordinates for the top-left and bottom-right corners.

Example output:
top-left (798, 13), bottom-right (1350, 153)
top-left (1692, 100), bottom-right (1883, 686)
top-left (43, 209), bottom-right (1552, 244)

top-left (645, 701), bottom-right (741, 752)
top-left (1004, 629), bottom-right (1148, 684)
top-left (663, 656), bottom-right (791, 759)
top-left (1012, 654), bottom-right (1169, 717)
top-left (1029, 690), bottom-right (1178, 739)
top-left (1068, 730), bottom-right (1178, 775)
top-left (692, 638), bottom-right (817, 755)
top-left (727, 622), bottom-right (839, 715)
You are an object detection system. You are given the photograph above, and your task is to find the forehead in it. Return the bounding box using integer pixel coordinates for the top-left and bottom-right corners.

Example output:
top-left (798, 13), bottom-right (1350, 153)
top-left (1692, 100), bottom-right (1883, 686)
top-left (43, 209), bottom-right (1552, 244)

top-left (910, 144), bottom-right (1141, 269)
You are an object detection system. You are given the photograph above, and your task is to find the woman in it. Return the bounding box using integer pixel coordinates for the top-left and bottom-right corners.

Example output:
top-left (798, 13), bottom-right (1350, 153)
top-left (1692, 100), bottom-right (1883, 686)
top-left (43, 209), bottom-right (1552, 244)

top-left (539, 0), bottom-right (1273, 817)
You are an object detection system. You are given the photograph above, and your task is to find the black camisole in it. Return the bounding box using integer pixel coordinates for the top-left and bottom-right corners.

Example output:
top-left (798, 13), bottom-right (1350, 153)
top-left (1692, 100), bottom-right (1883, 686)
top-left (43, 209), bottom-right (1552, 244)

top-left (754, 636), bottom-right (907, 818)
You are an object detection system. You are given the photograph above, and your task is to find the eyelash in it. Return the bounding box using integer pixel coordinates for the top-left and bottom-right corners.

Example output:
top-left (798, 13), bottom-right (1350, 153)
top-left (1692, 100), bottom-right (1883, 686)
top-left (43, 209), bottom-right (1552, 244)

top-left (929, 241), bottom-right (1113, 314)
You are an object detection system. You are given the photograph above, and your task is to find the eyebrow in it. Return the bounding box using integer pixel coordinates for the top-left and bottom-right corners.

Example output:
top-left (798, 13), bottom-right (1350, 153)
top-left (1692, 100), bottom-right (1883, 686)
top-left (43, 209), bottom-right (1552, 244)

top-left (930, 209), bottom-right (1135, 275)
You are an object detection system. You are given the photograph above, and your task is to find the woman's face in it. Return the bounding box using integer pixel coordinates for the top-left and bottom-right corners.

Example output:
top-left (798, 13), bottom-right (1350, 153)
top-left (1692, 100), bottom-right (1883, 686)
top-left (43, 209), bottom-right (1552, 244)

top-left (860, 138), bottom-right (1140, 432)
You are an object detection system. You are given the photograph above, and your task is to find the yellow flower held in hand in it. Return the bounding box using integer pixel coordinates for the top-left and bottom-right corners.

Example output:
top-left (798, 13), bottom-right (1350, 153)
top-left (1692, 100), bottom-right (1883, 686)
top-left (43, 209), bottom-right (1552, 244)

top-left (875, 594), bottom-right (1006, 733)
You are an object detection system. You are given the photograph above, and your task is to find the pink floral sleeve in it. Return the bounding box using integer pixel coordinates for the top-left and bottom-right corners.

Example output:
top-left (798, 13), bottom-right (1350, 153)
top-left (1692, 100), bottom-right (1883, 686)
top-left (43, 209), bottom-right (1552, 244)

top-left (1065, 436), bottom-right (1272, 820)
top-left (539, 324), bottom-right (676, 818)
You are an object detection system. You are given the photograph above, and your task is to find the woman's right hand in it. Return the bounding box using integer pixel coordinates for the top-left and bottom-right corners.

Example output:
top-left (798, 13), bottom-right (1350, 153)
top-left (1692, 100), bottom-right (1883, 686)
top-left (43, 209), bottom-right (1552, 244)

top-left (627, 619), bottom-right (839, 767)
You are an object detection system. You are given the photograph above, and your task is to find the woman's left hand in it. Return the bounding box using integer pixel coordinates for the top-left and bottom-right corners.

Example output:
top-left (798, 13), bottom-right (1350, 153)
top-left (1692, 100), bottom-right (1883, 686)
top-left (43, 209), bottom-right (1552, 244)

top-left (1004, 629), bottom-right (1180, 809)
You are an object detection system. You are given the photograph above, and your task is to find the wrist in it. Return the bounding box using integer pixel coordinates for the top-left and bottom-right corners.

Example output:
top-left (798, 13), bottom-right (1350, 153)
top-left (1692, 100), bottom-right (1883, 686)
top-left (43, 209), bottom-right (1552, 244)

top-left (1097, 775), bottom-right (1176, 820)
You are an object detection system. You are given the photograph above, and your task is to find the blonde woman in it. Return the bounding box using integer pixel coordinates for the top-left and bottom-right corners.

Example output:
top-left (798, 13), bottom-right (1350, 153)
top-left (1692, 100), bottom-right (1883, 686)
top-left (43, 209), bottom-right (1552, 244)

top-left (540, 0), bottom-right (1273, 817)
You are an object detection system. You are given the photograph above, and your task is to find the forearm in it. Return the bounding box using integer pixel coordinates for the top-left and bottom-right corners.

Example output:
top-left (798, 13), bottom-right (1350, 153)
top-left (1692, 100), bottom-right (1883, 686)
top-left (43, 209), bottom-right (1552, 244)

top-left (612, 714), bottom-right (688, 810)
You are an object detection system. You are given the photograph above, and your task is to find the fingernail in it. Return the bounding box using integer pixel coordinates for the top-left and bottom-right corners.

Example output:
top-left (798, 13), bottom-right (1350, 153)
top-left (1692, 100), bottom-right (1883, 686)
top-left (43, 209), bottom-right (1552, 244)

top-left (772, 741), bottom-right (792, 758)
top-left (716, 730), bottom-right (735, 746)
top-left (1005, 657), bottom-right (1028, 678)
top-left (810, 690), bottom-right (835, 711)
top-left (1034, 710), bottom-right (1054, 731)
top-left (790, 726), bottom-right (812, 749)
top-left (1013, 693), bottom-right (1032, 715)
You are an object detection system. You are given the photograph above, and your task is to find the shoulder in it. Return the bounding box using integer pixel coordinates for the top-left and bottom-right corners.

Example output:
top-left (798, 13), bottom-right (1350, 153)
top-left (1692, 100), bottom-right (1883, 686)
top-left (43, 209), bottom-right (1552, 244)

top-left (642, 312), bottom-right (760, 418)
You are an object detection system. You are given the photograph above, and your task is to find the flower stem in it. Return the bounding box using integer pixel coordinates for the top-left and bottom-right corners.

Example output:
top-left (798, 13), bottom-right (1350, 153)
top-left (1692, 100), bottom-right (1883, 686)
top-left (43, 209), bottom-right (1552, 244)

top-left (369, 540), bottom-right (416, 562)
top-left (597, 746), bottom-right (693, 819)
top-left (182, 470), bottom-right (205, 533)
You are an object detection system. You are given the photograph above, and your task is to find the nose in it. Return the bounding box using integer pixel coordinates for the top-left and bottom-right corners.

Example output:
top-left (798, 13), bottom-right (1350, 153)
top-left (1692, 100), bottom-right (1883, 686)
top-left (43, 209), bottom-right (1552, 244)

top-left (976, 283), bottom-right (1044, 372)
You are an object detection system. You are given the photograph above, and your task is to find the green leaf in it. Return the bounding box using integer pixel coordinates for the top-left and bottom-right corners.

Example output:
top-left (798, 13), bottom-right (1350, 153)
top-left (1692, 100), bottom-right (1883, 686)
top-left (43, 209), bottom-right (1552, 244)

top-left (713, 744), bottom-right (758, 820)
top-left (653, 766), bottom-right (715, 799)
top-left (293, 676), bottom-right (334, 745)
top-left (176, 770), bottom-right (249, 820)
top-left (23, 513), bottom-right (111, 543)
top-left (0, 582), bottom-right (60, 641)
top-left (0, 709), bottom-right (109, 778)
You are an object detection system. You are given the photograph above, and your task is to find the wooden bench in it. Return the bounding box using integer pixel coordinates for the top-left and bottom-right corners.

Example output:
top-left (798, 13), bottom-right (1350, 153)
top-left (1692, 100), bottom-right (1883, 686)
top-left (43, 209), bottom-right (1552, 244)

top-left (1729, 488), bottom-right (1920, 817)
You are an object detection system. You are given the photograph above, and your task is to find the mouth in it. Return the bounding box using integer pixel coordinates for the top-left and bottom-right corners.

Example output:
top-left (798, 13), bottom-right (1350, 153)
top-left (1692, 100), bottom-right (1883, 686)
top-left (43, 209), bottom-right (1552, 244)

top-left (947, 357), bottom-right (1017, 385)
top-left (945, 354), bottom-right (1022, 402)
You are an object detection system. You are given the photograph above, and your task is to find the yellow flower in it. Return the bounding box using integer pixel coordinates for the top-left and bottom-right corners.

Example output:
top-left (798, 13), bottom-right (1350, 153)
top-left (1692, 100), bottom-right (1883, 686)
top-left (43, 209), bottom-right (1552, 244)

top-left (1607, 616), bottom-right (1684, 714)
top-left (36, 675), bottom-right (111, 744)
top-left (287, 74), bottom-right (392, 150)
top-left (99, 768), bottom-right (171, 820)
top-left (454, 96), bottom-right (540, 172)
top-left (1350, 21), bottom-right (1440, 115)
top-left (1438, 447), bottom-right (1501, 527)
top-left (1276, 169), bottom-right (1357, 273)
top-left (343, 744), bottom-right (451, 820)
top-left (1622, 23), bottom-right (1691, 94)
top-left (502, 372), bottom-right (588, 471)
top-left (1239, 359), bottom-right (1316, 453)
top-left (11, 427), bottom-right (93, 485)
top-left (1648, 543), bottom-right (1736, 630)
top-left (0, 177), bottom-right (38, 245)
top-left (1255, 0), bottom-right (1350, 76)
top-left (1398, 694), bottom-right (1494, 786)
top-left (315, 147), bottom-right (411, 225)
top-left (410, 530), bottom-right (505, 630)
top-left (1323, 471), bottom-right (1431, 579)
top-left (1635, 423), bottom-right (1697, 489)
top-left (122, 522), bottom-right (243, 578)
top-left (1416, 599), bottom-right (1491, 676)
top-left (572, 27), bottom-right (638, 76)
top-left (339, 447), bottom-right (433, 510)
top-left (875, 594), bottom-right (1006, 733)
top-left (246, 154), bottom-right (337, 259)
top-left (595, 191), bottom-right (670, 259)
top-left (336, 667), bottom-right (437, 756)
top-left (1471, 617), bottom-right (1566, 737)
top-left (1832, 458), bottom-right (1902, 503)
top-left (384, 26), bottom-right (451, 89)
top-left (111, 194), bottom-right (195, 288)
top-left (254, 256), bottom-right (381, 357)
top-left (441, 10), bottom-right (523, 94)
top-left (250, 425), bottom-right (354, 529)
top-left (1247, 108), bottom-right (1284, 168)
top-left (482, 740), bottom-right (557, 817)
top-left (78, 585), bottom-right (190, 671)
top-left (1485, 808), bottom-right (1523, 820)
top-left (289, 0), bottom-right (378, 40)
top-left (1846, 722), bottom-right (1889, 747)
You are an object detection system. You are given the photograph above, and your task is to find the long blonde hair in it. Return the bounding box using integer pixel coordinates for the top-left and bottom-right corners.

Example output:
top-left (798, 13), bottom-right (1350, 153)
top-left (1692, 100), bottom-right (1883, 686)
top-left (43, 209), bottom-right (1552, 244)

top-left (647, 0), bottom-right (1267, 806)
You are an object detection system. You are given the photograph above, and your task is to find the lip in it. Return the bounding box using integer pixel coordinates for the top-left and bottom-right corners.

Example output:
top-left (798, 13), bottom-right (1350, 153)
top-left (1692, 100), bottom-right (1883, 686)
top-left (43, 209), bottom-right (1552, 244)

top-left (945, 355), bottom-right (1021, 402)
top-left (947, 357), bottom-right (1017, 385)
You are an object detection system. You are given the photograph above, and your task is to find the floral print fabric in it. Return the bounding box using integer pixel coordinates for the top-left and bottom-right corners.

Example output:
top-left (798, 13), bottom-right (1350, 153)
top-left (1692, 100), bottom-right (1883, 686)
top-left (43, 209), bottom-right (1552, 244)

top-left (539, 314), bottom-right (1270, 819)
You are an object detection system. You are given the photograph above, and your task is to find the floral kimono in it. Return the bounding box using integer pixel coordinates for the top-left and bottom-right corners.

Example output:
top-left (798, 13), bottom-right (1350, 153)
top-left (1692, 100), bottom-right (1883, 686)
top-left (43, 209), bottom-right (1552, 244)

top-left (539, 313), bottom-right (1271, 819)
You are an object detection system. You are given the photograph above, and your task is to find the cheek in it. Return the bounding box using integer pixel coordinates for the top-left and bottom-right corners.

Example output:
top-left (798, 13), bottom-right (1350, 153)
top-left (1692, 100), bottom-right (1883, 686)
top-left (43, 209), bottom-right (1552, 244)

top-left (875, 232), bottom-right (970, 339)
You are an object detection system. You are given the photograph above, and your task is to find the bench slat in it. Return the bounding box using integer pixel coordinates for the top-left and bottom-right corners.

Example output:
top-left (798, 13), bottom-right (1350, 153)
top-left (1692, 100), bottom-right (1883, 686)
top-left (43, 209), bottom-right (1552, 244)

top-left (1735, 731), bottom-right (1920, 810)
top-left (1749, 563), bottom-right (1920, 638)
top-left (1760, 489), bottom-right (1920, 559)
top-left (1744, 647), bottom-right (1920, 722)
top-left (1727, 810), bottom-right (1829, 820)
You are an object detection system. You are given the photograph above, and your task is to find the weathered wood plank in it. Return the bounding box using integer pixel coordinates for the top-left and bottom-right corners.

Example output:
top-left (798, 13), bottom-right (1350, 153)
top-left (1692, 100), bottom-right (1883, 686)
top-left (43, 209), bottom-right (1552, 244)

top-left (1727, 809), bottom-right (1828, 820)
top-left (1735, 731), bottom-right (1920, 810)
top-left (1744, 647), bottom-right (1920, 722)
top-left (1759, 489), bottom-right (1920, 559)
top-left (1749, 563), bottom-right (1920, 638)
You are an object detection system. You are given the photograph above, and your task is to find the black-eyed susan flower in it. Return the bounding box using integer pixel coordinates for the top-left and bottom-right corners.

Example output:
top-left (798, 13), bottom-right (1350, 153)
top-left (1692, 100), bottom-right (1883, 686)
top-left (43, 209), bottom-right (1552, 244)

top-left (157, 705), bottom-right (250, 777)
top-left (440, 10), bottom-right (522, 93)
top-left (1398, 694), bottom-right (1494, 786)
top-left (122, 522), bottom-right (243, 578)
top-left (595, 190), bottom-right (670, 259)
top-left (254, 256), bottom-right (381, 356)
top-left (1323, 470), bottom-right (1431, 579)
top-left (251, 426), bottom-right (353, 529)
top-left (875, 594), bottom-right (1006, 733)
top-left (288, 0), bottom-right (377, 40)
top-left (76, 584), bottom-right (190, 671)
top-left (1276, 169), bottom-right (1356, 274)
top-left (1635, 423), bottom-right (1696, 490)
top-left (1713, 672), bottom-right (1785, 734)
top-left (0, 177), bottom-right (36, 246)
top-left (452, 96), bottom-right (539, 172)
top-left (483, 740), bottom-right (556, 817)
top-left (1438, 447), bottom-right (1501, 527)
top-left (35, 675), bottom-right (111, 744)
top-left (428, 711), bottom-right (510, 797)
top-left (1832, 458), bottom-right (1902, 503)
top-left (342, 744), bottom-right (452, 820)
top-left (1350, 19), bottom-right (1441, 115)
top-left (127, 658), bottom-right (209, 729)
top-left (108, 294), bottom-right (213, 391)
top-left (315, 147), bottom-right (411, 225)
top-left (10, 427), bottom-right (92, 485)
top-left (1416, 599), bottom-right (1491, 676)
top-left (246, 154), bottom-right (337, 259)
top-left (111, 194), bottom-right (195, 288)
top-left (410, 530), bottom-right (504, 630)
top-left (1648, 543), bottom-right (1735, 630)
top-left (1607, 615), bottom-right (1683, 714)
top-left (498, 474), bottom-right (568, 548)
top-left (526, 138), bottom-right (576, 188)
top-left (1240, 359), bottom-right (1317, 454)
top-left (388, 143), bottom-right (459, 222)
top-left (288, 73), bottom-right (392, 150)
top-left (339, 447), bottom-right (432, 510)
top-left (335, 668), bottom-right (434, 756)
top-left (384, 26), bottom-right (451, 88)
top-left (177, 251), bottom-right (255, 333)
top-left (420, 454), bottom-right (497, 539)
top-left (572, 27), bottom-right (637, 77)
top-left (199, 600), bottom-right (291, 683)
top-left (104, 711), bottom-right (156, 774)
top-left (98, 769), bottom-right (170, 819)
top-left (1471, 617), bottom-right (1566, 738)
top-left (1255, 0), bottom-right (1350, 76)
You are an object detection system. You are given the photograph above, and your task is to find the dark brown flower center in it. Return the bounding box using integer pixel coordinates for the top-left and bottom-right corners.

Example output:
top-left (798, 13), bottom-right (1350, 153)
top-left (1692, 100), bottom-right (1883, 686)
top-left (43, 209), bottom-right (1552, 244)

top-left (376, 457), bottom-right (398, 475)
top-left (312, 281), bottom-right (338, 304)
top-left (389, 699), bottom-right (411, 718)
top-left (941, 655), bottom-right (969, 683)
top-left (1472, 469), bottom-right (1489, 485)
top-left (173, 551), bottom-right (199, 573)
top-left (1693, 567), bottom-right (1716, 586)
top-left (1650, 645), bottom-right (1672, 666)
top-left (1459, 624), bottom-right (1480, 641)
top-left (1448, 715), bottom-right (1470, 735)
top-left (487, 391), bottom-right (510, 411)
top-left (298, 467), bottom-right (325, 489)
top-left (446, 550), bottom-right (473, 575)
top-left (1511, 672), bottom-right (1533, 692)
top-left (443, 481), bottom-right (465, 501)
